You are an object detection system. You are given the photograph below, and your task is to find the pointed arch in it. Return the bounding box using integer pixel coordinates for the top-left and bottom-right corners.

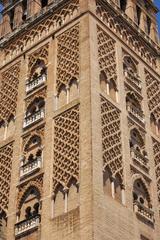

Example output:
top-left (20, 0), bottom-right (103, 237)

top-left (123, 55), bottom-right (137, 74)
top-left (130, 127), bottom-right (144, 148)
top-left (132, 174), bottom-right (151, 204)
top-left (24, 134), bottom-right (42, 153)
top-left (18, 182), bottom-right (42, 210)
top-left (69, 77), bottom-right (79, 102)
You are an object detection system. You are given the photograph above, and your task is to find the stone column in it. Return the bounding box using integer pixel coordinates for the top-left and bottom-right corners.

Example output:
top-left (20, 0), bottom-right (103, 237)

top-left (139, 11), bottom-right (147, 33)
top-left (125, 0), bottom-right (135, 21)
top-left (1, 13), bottom-right (11, 36)
top-left (14, 3), bottom-right (23, 28)
top-left (28, 0), bottom-right (41, 17)
top-left (150, 21), bottom-right (158, 43)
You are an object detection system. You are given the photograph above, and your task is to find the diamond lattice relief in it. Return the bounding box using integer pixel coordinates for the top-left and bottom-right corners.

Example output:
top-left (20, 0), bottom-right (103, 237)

top-left (0, 63), bottom-right (20, 122)
top-left (56, 25), bottom-right (80, 92)
top-left (0, 143), bottom-right (13, 212)
top-left (53, 105), bottom-right (79, 192)
top-left (145, 70), bottom-right (160, 120)
top-left (152, 138), bottom-right (160, 203)
top-left (97, 26), bottom-right (117, 85)
top-left (101, 96), bottom-right (123, 180)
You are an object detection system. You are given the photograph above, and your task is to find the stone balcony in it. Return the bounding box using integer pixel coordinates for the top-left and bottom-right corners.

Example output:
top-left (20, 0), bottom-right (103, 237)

top-left (127, 104), bottom-right (145, 125)
top-left (26, 74), bottom-right (47, 93)
top-left (124, 70), bottom-right (142, 92)
top-left (133, 201), bottom-right (154, 223)
top-left (131, 148), bottom-right (149, 172)
top-left (20, 157), bottom-right (42, 178)
top-left (23, 109), bottom-right (45, 128)
top-left (15, 215), bottom-right (40, 237)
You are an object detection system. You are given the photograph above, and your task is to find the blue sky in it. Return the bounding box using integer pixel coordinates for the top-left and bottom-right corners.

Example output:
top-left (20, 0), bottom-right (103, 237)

top-left (154, 0), bottom-right (160, 33)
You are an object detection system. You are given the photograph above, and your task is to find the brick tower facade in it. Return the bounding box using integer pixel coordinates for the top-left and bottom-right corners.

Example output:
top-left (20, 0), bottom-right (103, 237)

top-left (0, 0), bottom-right (160, 240)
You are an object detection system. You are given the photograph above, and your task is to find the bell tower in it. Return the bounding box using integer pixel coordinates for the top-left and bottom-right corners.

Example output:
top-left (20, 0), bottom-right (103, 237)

top-left (0, 0), bottom-right (159, 240)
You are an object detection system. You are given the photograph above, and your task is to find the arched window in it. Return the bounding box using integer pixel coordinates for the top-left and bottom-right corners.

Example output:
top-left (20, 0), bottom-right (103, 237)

top-left (18, 187), bottom-right (41, 222)
top-left (24, 97), bottom-right (45, 127)
top-left (130, 128), bottom-right (144, 150)
top-left (126, 92), bottom-right (141, 109)
top-left (133, 179), bottom-right (151, 209)
top-left (20, 135), bottom-right (42, 178)
top-left (27, 59), bottom-right (47, 93)
top-left (123, 55), bottom-right (138, 75)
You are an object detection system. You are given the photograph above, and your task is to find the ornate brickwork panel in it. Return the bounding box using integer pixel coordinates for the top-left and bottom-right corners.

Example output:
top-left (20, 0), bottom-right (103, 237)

top-left (96, 1), bottom-right (157, 69)
top-left (17, 175), bottom-right (43, 210)
top-left (97, 26), bottom-right (117, 84)
top-left (100, 96), bottom-right (123, 180)
top-left (53, 105), bottom-right (79, 191)
top-left (3, 0), bottom-right (79, 64)
top-left (145, 70), bottom-right (160, 120)
top-left (0, 143), bottom-right (13, 212)
top-left (56, 25), bottom-right (80, 92)
top-left (152, 138), bottom-right (160, 202)
top-left (0, 63), bottom-right (20, 122)
top-left (28, 44), bottom-right (49, 77)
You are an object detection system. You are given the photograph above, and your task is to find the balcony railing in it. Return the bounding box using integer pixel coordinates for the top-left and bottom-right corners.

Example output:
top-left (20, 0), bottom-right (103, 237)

top-left (127, 104), bottom-right (145, 125)
top-left (15, 214), bottom-right (40, 237)
top-left (26, 74), bottom-right (47, 93)
top-left (133, 201), bottom-right (154, 223)
top-left (131, 148), bottom-right (149, 172)
top-left (124, 70), bottom-right (142, 92)
top-left (23, 109), bottom-right (45, 128)
top-left (20, 157), bottom-right (42, 178)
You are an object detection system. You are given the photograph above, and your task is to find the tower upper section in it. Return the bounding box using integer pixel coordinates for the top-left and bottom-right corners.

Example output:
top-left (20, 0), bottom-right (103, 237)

top-left (0, 0), bottom-right (159, 45)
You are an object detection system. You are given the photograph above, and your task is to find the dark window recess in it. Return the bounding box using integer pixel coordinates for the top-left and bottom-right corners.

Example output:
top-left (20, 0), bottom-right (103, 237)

top-left (136, 5), bottom-right (141, 26)
top-left (9, 9), bottom-right (14, 30)
top-left (22, 0), bottom-right (27, 21)
top-left (146, 16), bottom-right (151, 35)
top-left (120, 0), bottom-right (127, 12)
top-left (41, 0), bottom-right (48, 8)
